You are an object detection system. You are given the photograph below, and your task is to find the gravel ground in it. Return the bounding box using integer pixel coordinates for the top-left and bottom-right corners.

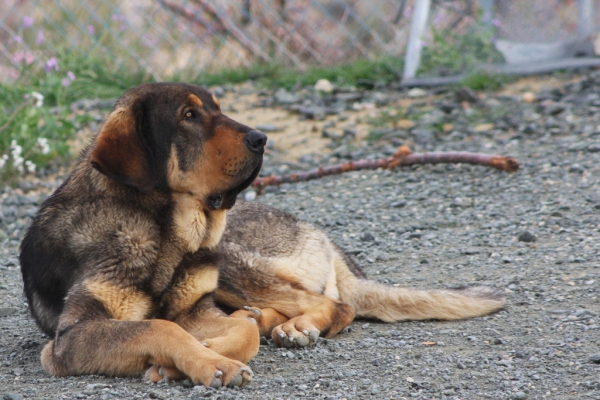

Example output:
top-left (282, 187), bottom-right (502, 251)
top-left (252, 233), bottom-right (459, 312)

top-left (1, 72), bottom-right (600, 399)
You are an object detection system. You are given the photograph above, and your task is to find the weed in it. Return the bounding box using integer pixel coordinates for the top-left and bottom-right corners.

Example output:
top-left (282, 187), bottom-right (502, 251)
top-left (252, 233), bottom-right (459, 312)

top-left (461, 72), bottom-right (512, 91)
top-left (419, 23), bottom-right (504, 78)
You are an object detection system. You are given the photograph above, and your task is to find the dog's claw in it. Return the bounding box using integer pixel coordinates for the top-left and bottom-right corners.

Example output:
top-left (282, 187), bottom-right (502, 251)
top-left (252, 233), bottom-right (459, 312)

top-left (227, 374), bottom-right (243, 388)
top-left (214, 370), bottom-right (223, 378)
top-left (243, 306), bottom-right (262, 317)
top-left (240, 368), bottom-right (253, 387)
top-left (209, 377), bottom-right (222, 389)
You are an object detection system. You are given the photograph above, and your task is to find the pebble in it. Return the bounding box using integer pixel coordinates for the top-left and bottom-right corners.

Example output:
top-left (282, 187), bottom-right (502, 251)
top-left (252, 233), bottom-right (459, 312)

top-left (589, 354), bottom-right (600, 364)
top-left (0, 307), bottom-right (18, 317)
top-left (3, 395), bottom-right (23, 400)
top-left (314, 79), bottom-right (334, 93)
top-left (510, 391), bottom-right (527, 400)
top-left (407, 88), bottom-right (427, 98)
top-left (517, 231), bottom-right (537, 243)
top-left (256, 124), bottom-right (282, 132)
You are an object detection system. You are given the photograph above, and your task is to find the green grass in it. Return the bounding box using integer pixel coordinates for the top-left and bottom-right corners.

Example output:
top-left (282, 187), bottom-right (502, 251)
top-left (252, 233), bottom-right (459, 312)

top-left (194, 57), bottom-right (404, 89)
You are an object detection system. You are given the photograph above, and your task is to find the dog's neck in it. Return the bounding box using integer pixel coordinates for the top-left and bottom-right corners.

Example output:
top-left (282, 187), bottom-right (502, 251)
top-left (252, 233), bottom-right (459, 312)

top-left (170, 192), bottom-right (227, 253)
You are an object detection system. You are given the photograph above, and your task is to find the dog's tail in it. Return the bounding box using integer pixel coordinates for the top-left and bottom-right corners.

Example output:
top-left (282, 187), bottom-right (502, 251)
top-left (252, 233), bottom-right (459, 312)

top-left (334, 252), bottom-right (506, 322)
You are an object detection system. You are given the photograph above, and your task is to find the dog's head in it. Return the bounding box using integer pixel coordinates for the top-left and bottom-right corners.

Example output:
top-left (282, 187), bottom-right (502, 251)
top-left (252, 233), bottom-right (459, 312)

top-left (90, 83), bottom-right (266, 210)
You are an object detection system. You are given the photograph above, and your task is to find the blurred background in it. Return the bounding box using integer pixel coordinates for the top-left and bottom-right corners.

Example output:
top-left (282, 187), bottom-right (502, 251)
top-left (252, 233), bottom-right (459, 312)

top-left (1, 0), bottom-right (599, 179)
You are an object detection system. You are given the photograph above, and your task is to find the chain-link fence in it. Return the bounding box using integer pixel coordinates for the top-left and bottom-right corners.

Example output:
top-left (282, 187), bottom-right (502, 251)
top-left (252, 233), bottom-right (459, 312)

top-left (1, 0), bottom-right (600, 84)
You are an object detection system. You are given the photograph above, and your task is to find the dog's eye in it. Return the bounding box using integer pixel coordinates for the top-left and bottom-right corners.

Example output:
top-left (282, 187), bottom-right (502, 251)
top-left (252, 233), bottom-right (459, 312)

top-left (184, 111), bottom-right (193, 119)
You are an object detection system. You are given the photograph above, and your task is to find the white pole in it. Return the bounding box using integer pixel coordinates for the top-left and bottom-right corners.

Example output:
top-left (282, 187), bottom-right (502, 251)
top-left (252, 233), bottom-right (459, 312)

top-left (577, 0), bottom-right (594, 37)
top-left (402, 0), bottom-right (431, 81)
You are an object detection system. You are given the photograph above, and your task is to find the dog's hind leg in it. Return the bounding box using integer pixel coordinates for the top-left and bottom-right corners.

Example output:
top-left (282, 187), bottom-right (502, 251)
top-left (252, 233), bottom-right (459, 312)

top-left (216, 285), bottom-right (355, 348)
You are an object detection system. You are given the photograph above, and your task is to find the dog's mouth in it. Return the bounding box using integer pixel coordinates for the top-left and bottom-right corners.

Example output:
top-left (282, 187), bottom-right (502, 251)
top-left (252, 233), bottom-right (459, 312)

top-left (207, 160), bottom-right (262, 210)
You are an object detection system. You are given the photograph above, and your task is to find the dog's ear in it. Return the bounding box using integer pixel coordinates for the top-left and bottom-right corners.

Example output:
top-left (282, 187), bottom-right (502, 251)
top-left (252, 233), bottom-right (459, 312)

top-left (90, 102), bottom-right (155, 193)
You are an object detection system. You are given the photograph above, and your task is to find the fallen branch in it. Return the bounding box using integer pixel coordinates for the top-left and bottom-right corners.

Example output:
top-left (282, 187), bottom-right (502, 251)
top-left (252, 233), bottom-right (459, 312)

top-left (252, 145), bottom-right (519, 191)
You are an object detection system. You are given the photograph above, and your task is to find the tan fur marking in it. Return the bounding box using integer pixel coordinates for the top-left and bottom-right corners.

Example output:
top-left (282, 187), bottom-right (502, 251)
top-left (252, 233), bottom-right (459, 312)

top-left (172, 193), bottom-right (208, 252)
top-left (188, 94), bottom-right (203, 108)
top-left (169, 268), bottom-right (219, 313)
top-left (202, 210), bottom-right (226, 249)
top-left (85, 280), bottom-right (152, 321)
top-left (211, 94), bottom-right (220, 108)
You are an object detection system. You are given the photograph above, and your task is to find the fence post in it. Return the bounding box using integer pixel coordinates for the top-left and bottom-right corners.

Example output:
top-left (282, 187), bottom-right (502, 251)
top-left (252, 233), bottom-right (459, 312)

top-left (402, 0), bottom-right (431, 81)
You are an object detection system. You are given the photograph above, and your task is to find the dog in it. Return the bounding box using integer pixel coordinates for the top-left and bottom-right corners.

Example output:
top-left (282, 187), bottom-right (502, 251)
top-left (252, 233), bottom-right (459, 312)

top-left (20, 83), bottom-right (506, 388)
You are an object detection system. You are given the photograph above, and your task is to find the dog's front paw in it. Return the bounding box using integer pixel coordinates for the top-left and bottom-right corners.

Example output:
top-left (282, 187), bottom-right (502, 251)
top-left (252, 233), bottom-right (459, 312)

top-left (271, 316), bottom-right (320, 348)
top-left (146, 356), bottom-right (253, 388)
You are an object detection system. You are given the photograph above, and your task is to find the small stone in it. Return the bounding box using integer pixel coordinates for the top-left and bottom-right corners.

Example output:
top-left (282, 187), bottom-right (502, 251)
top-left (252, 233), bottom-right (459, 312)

top-left (517, 231), bottom-right (537, 243)
top-left (360, 232), bottom-right (375, 241)
top-left (0, 307), bottom-right (18, 317)
top-left (244, 190), bottom-right (257, 202)
top-left (407, 88), bottom-right (427, 98)
top-left (390, 200), bottom-right (407, 208)
top-left (3, 394), bottom-right (24, 400)
top-left (569, 164), bottom-right (585, 173)
top-left (511, 391), bottom-right (527, 400)
top-left (589, 353), bottom-right (600, 364)
top-left (256, 124), bottom-right (282, 133)
top-left (315, 79), bottom-right (334, 93)
top-left (342, 127), bottom-right (356, 138)
top-left (522, 92), bottom-right (536, 103)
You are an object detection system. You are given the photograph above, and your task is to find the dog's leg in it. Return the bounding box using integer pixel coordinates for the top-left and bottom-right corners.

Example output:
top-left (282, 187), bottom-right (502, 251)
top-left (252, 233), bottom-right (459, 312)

top-left (173, 302), bottom-right (261, 364)
top-left (216, 287), bottom-right (355, 348)
top-left (230, 306), bottom-right (289, 337)
top-left (42, 318), bottom-right (252, 387)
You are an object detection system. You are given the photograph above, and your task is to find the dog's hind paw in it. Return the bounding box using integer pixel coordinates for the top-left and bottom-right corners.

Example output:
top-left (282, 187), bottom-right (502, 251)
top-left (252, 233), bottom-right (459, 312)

top-left (271, 317), bottom-right (320, 348)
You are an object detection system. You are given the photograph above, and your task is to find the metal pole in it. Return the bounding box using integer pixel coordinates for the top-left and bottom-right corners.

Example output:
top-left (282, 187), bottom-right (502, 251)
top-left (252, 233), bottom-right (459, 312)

top-left (402, 0), bottom-right (431, 81)
top-left (577, 0), bottom-right (594, 37)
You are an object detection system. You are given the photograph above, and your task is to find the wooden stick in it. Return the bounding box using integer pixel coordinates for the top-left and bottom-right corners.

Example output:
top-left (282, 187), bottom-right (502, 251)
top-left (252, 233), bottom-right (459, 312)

top-left (252, 145), bottom-right (519, 191)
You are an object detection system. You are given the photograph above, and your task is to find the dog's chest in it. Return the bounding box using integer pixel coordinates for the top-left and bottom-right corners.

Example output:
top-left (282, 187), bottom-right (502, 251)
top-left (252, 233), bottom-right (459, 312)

top-left (171, 195), bottom-right (226, 253)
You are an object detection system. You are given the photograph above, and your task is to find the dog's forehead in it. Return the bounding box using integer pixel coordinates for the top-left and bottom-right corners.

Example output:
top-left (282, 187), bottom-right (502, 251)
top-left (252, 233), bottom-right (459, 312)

top-left (118, 83), bottom-right (219, 110)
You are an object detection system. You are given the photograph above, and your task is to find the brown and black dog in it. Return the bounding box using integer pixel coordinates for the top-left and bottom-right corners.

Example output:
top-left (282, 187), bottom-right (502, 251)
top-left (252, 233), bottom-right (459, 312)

top-left (20, 83), bottom-right (505, 388)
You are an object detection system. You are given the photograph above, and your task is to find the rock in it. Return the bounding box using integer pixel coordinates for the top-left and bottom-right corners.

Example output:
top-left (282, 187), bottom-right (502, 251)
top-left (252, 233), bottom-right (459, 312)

top-left (522, 92), bottom-right (536, 103)
top-left (3, 394), bottom-right (23, 400)
top-left (568, 164), bottom-right (585, 173)
top-left (511, 391), bottom-right (527, 400)
top-left (244, 190), bottom-right (257, 202)
top-left (589, 354), bottom-right (600, 364)
top-left (360, 232), bottom-right (375, 242)
top-left (517, 231), bottom-right (537, 243)
top-left (256, 124), bottom-right (282, 132)
top-left (314, 79), bottom-right (334, 93)
top-left (274, 88), bottom-right (300, 105)
top-left (0, 307), bottom-right (18, 317)
top-left (454, 87), bottom-right (478, 103)
top-left (407, 88), bottom-right (427, 98)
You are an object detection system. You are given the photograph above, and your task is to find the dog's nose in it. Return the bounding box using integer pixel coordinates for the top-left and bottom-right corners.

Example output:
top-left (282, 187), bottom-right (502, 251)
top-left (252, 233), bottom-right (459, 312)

top-left (245, 130), bottom-right (267, 153)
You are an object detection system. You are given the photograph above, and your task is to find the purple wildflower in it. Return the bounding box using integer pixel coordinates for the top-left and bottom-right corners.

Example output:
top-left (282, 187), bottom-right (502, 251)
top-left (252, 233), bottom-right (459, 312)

top-left (45, 57), bottom-right (59, 72)
top-left (14, 36), bottom-right (23, 44)
top-left (23, 16), bottom-right (34, 28)
top-left (67, 71), bottom-right (75, 81)
top-left (86, 25), bottom-right (96, 35)
top-left (36, 30), bottom-right (44, 45)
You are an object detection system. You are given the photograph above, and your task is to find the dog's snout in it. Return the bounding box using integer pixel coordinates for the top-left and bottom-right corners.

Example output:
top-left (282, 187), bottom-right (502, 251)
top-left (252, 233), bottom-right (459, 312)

top-left (245, 130), bottom-right (267, 153)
